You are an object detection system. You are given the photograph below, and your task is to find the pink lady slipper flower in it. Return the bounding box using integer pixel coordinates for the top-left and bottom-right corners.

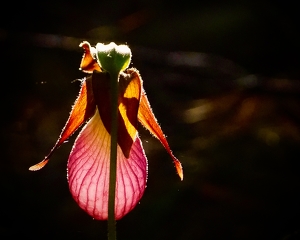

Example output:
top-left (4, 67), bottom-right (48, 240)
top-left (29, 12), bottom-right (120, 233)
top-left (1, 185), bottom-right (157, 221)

top-left (30, 41), bottom-right (183, 220)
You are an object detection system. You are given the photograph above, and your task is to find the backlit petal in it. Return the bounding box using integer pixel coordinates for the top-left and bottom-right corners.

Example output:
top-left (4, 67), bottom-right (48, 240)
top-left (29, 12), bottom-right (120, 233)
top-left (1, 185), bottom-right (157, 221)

top-left (138, 90), bottom-right (183, 180)
top-left (29, 77), bottom-right (96, 171)
top-left (67, 109), bottom-right (147, 220)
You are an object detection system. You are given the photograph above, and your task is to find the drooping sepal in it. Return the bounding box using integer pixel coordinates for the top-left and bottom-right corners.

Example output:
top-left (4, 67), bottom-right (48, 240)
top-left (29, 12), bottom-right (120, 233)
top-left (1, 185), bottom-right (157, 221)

top-left (29, 77), bottom-right (96, 171)
top-left (138, 85), bottom-right (183, 180)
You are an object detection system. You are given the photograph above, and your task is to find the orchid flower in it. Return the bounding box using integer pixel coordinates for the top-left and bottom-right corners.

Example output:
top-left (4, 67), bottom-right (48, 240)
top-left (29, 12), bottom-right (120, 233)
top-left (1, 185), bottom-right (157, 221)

top-left (30, 41), bottom-right (183, 220)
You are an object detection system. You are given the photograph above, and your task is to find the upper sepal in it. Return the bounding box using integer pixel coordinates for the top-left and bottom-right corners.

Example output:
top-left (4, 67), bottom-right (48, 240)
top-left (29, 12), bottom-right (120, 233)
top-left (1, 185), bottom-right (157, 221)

top-left (91, 69), bottom-right (141, 158)
top-left (79, 41), bottom-right (101, 73)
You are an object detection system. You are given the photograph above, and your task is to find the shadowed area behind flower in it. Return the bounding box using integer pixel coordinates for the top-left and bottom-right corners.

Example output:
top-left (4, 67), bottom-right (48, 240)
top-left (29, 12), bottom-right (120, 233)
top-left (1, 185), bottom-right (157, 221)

top-left (2, 1), bottom-right (300, 239)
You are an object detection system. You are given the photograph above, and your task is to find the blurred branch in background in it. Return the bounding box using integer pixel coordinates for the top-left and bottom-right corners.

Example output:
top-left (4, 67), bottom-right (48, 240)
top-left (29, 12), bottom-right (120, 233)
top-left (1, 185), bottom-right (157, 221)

top-left (3, 28), bottom-right (300, 91)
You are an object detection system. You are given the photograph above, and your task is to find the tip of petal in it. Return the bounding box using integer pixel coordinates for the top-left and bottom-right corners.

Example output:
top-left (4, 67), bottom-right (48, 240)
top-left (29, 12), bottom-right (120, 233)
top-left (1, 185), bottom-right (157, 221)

top-left (29, 159), bottom-right (49, 171)
top-left (174, 159), bottom-right (183, 181)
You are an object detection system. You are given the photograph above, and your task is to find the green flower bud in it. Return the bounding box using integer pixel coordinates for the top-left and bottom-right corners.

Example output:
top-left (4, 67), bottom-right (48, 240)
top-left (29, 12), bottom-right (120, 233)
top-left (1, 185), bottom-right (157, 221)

top-left (96, 42), bottom-right (132, 77)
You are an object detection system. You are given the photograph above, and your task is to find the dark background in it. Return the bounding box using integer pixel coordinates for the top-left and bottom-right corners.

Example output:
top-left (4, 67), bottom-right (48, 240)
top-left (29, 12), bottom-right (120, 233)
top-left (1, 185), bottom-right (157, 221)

top-left (1, 1), bottom-right (300, 239)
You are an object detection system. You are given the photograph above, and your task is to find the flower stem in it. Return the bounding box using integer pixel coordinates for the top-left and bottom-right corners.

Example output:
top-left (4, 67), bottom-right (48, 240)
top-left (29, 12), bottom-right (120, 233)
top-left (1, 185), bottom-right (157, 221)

top-left (96, 42), bottom-right (131, 240)
top-left (108, 72), bottom-right (119, 240)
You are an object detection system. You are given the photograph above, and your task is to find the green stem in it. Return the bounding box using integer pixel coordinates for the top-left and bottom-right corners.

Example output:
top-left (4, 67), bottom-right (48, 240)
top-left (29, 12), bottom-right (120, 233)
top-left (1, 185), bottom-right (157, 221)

top-left (95, 42), bottom-right (131, 240)
top-left (108, 72), bottom-right (119, 240)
